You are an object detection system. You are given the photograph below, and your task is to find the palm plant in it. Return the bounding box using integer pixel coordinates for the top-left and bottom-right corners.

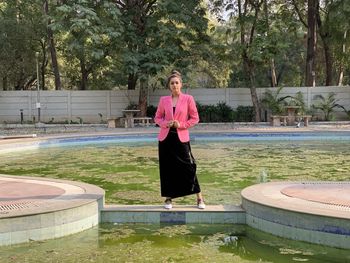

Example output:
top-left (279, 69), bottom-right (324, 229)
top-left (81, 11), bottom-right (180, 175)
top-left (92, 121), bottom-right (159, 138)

top-left (312, 92), bottom-right (344, 121)
top-left (261, 87), bottom-right (293, 115)
top-left (291, 91), bottom-right (306, 115)
top-left (344, 109), bottom-right (350, 119)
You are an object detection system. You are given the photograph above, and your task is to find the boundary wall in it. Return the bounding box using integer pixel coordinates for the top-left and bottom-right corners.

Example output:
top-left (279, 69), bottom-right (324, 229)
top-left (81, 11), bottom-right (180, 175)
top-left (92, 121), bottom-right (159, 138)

top-left (0, 87), bottom-right (349, 123)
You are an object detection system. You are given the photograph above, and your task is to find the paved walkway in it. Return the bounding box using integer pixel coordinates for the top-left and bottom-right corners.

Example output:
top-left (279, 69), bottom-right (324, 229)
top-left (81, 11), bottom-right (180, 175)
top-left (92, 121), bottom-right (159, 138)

top-left (1, 121), bottom-right (350, 138)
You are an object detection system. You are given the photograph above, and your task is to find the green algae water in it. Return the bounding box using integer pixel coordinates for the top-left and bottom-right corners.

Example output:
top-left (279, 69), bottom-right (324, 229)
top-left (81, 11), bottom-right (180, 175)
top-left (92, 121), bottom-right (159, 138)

top-left (1, 133), bottom-right (350, 205)
top-left (0, 132), bottom-right (350, 262)
top-left (0, 224), bottom-right (348, 263)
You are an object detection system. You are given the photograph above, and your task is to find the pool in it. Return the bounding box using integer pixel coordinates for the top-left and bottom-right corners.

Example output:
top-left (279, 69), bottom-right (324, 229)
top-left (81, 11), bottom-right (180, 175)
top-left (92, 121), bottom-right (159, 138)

top-left (0, 131), bottom-right (349, 262)
top-left (3, 131), bottom-right (349, 206)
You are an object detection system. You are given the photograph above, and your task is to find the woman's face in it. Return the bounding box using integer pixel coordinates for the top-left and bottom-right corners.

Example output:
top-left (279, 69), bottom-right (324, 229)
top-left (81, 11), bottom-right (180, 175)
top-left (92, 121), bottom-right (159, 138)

top-left (169, 76), bottom-right (182, 96)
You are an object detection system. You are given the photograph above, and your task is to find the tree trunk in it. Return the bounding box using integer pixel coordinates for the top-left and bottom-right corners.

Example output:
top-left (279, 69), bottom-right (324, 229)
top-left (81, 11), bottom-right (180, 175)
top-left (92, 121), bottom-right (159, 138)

top-left (40, 48), bottom-right (46, 90)
top-left (264, 0), bottom-right (277, 87)
top-left (44, 0), bottom-right (62, 90)
top-left (270, 58), bottom-right (277, 87)
top-left (305, 0), bottom-right (318, 86)
top-left (138, 77), bottom-right (148, 116)
top-left (15, 62), bottom-right (25, 90)
top-left (323, 43), bottom-right (333, 85)
top-left (2, 76), bottom-right (7, 90)
top-left (80, 57), bottom-right (88, 90)
top-left (315, 3), bottom-right (333, 86)
top-left (338, 30), bottom-right (347, 86)
top-left (238, 0), bottom-right (261, 122)
top-left (128, 73), bottom-right (137, 90)
top-left (245, 57), bottom-right (260, 122)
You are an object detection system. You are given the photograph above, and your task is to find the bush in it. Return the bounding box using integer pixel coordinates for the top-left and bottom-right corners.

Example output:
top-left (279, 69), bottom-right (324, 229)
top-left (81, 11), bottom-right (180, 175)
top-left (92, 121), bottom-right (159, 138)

top-left (152, 101), bottom-right (253, 123)
top-left (147, 105), bottom-right (157, 118)
top-left (197, 101), bottom-right (237, 122)
top-left (236, 106), bottom-right (254, 122)
top-left (312, 92), bottom-right (344, 121)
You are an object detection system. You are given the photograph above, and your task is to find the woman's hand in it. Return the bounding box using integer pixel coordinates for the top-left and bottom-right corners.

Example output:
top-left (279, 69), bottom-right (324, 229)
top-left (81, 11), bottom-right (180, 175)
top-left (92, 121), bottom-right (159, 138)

top-left (172, 120), bottom-right (180, 128)
top-left (167, 120), bottom-right (174, 128)
top-left (166, 120), bottom-right (179, 128)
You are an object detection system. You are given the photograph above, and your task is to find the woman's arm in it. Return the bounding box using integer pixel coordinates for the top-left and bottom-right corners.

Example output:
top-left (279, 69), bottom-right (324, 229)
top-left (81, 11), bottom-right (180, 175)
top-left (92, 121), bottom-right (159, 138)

top-left (178, 96), bottom-right (199, 129)
top-left (154, 97), bottom-right (170, 128)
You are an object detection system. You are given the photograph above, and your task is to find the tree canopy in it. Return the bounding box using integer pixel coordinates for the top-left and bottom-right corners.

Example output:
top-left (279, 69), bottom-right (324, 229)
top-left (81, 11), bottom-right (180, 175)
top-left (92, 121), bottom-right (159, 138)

top-left (1, 0), bottom-right (350, 115)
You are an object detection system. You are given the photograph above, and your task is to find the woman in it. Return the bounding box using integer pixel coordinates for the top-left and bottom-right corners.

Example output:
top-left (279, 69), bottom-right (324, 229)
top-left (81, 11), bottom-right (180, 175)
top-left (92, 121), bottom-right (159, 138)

top-left (154, 70), bottom-right (205, 209)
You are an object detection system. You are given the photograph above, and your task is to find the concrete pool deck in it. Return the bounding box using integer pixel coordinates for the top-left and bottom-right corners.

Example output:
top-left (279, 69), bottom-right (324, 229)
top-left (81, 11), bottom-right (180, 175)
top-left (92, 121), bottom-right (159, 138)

top-left (0, 175), bottom-right (104, 246)
top-left (0, 122), bottom-right (350, 248)
top-left (1, 120), bottom-right (350, 138)
top-left (241, 182), bottom-right (350, 249)
top-left (0, 175), bottom-right (349, 248)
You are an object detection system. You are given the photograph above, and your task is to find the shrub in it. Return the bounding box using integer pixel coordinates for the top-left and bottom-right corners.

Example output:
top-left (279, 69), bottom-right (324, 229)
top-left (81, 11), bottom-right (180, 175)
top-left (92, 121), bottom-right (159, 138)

top-left (147, 105), bottom-right (157, 118)
top-left (312, 92), bottom-right (344, 121)
top-left (196, 102), bottom-right (236, 122)
top-left (236, 106), bottom-right (254, 122)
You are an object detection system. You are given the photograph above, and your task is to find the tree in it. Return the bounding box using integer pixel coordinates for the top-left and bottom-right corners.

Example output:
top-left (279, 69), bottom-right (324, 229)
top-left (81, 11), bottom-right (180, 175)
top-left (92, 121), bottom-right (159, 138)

top-left (291, 0), bottom-right (346, 86)
top-left (114, 0), bottom-right (209, 116)
top-left (328, 0), bottom-right (350, 86)
top-left (0, 0), bottom-right (47, 90)
top-left (52, 1), bottom-right (122, 90)
top-left (44, 0), bottom-right (61, 90)
top-left (209, 0), bottom-right (265, 121)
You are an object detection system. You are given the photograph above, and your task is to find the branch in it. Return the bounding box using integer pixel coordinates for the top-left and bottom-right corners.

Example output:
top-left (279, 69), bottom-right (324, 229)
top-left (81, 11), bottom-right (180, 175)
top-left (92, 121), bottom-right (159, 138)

top-left (291, 0), bottom-right (307, 28)
top-left (145, 0), bottom-right (157, 15)
top-left (114, 0), bottom-right (126, 9)
top-left (249, 1), bottom-right (262, 45)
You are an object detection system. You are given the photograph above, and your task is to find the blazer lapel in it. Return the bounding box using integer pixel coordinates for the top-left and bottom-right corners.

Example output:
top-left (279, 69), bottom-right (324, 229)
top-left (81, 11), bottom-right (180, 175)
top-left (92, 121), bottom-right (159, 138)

top-left (165, 96), bottom-right (173, 118)
top-left (174, 93), bottom-right (185, 117)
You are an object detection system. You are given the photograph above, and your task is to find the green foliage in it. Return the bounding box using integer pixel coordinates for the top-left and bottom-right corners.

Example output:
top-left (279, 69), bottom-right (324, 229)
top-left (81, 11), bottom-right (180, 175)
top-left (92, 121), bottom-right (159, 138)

top-left (147, 105), bottom-right (157, 118)
top-left (291, 91), bottom-right (308, 115)
top-left (196, 102), bottom-right (254, 122)
top-left (342, 108), bottom-right (350, 120)
top-left (197, 101), bottom-right (234, 122)
top-left (312, 92), bottom-right (344, 121)
top-left (52, 1), bottom-right (122, 89)
top-left (117, 0), bottom-right (209, 82)
top-left (236, 106), bottom-right (254, 122)
top-left (0, 0), bottom-right (46, 90)
top-left (261, 87), bottom-right (292, 115)
top-left (125, 103), bottom-right (138, 110)
top-left (1, 0), bottom-right (350, 92)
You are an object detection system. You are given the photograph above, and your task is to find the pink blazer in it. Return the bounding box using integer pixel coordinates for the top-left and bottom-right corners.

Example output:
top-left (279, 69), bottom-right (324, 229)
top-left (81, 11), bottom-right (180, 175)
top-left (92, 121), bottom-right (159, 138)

top-left (154, 93), bottom-right (199, 142)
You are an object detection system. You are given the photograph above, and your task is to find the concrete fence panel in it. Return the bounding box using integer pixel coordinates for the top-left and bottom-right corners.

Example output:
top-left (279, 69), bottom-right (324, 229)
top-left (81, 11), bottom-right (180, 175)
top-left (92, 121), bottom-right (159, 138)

top-left (0, 87), bottom-right (349, 123)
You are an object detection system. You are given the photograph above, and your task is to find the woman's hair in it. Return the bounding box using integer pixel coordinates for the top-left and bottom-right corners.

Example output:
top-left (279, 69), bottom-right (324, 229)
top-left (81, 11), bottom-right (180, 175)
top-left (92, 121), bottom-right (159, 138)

top-left (166, 70), bottom-right (182, 88)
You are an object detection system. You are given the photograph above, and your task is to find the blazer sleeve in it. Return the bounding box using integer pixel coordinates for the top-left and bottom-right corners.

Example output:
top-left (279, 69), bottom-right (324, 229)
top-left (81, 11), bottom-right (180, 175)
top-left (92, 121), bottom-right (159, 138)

top-left (179, 95), bottom-right (199, 129)
top-left (154, 97), bottom-right (168, 128)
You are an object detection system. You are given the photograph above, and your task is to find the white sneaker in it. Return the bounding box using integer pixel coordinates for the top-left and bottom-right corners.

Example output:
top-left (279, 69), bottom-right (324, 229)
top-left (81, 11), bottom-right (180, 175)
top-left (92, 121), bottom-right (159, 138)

top-left (197, 199), bottom-right (206, 209)
top-left (164, 198), bottom-right (172, 209)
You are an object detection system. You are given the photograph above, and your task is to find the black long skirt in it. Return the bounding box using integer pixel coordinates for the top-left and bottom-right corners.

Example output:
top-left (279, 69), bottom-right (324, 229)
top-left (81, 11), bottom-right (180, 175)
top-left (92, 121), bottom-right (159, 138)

top-left (158, 130), bottom-right (201, 198)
